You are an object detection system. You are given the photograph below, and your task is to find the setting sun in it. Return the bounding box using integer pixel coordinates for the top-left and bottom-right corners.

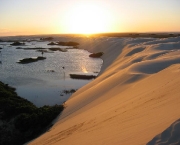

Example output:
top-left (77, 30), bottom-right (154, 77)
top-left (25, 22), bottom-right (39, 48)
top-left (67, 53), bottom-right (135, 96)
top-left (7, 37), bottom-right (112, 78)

top-left (0, 0), bottom-right (180, 36)
top-left (63, 2), bottom-right (112, 34)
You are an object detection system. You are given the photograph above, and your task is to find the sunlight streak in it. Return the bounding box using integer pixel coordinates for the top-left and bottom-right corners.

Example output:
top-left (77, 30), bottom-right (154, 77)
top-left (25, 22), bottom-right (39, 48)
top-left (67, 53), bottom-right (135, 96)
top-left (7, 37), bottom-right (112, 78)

top-left (81, 66), bottom-right (88, 73)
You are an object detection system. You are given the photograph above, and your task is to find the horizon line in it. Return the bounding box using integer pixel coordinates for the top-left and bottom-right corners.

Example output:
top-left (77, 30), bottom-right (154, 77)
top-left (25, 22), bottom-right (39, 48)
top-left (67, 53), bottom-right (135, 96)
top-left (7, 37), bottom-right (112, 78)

top-left (1, 31), bottom-right (180, 37)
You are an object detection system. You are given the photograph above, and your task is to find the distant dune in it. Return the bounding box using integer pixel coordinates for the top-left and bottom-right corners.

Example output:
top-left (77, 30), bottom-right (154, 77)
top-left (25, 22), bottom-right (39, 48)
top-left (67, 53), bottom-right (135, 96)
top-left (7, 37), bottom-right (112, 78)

top-left (29, 35), bottom-right (180, 145)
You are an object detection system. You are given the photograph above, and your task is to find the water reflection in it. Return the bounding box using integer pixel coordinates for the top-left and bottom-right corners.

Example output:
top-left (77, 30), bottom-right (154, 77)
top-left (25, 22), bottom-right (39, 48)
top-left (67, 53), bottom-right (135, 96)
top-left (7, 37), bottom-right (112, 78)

top-left (81, 66), bottom-right (88, 73)
top-left (0, 40), bottom-right (102, 107)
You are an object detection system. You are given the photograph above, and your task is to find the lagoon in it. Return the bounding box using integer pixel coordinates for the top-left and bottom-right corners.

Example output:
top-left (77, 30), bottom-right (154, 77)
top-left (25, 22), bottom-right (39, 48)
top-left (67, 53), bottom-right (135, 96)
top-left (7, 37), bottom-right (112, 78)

top-left (0, 37), bottom-right (102, 107)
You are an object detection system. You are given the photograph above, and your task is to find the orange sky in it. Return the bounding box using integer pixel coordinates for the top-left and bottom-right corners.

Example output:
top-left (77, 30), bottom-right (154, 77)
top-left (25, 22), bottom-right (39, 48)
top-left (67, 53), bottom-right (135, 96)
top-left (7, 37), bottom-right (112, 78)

top-left (0, 0), bottom-right (180, 36)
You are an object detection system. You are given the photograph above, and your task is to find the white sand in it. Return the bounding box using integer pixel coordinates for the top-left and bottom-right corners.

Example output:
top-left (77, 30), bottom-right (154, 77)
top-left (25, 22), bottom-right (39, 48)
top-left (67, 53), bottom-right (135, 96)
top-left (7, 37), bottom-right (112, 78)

top-left (29, 36), bottom-right (180, 145)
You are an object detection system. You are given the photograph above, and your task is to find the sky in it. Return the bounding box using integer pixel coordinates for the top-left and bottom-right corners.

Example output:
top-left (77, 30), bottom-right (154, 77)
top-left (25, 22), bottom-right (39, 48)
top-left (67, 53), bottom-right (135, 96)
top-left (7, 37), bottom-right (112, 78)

top-left (0, 0), bottom-right (180, 36)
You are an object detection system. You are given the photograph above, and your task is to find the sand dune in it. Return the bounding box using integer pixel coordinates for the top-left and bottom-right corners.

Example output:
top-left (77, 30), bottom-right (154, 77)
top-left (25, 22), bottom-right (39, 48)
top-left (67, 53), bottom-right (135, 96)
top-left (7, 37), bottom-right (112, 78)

top-left (29, 36), bottom-right (180, 145)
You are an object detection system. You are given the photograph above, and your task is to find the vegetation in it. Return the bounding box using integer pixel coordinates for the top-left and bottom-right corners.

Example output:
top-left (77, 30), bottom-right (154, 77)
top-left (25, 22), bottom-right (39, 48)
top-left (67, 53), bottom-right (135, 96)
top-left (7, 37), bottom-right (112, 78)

top-left (18, 56), bottom-right (46, 64)
top-left (10, 41), bottom-right (25, 46)
top-left (89, 52), bottom-right (103, 58)
top-left (0, 81), bottom-right (64, 145)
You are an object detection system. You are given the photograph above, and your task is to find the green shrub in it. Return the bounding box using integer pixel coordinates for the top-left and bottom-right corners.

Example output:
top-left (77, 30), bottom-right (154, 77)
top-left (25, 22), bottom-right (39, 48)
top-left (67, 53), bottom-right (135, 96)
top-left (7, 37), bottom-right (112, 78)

top-left (0, 81), bottom-right (64, 145)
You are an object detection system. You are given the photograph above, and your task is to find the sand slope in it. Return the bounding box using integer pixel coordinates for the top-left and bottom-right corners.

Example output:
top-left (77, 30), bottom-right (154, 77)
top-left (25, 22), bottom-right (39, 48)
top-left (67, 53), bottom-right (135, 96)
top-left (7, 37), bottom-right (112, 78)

top-left (29, 36), bottom-right (180, 145)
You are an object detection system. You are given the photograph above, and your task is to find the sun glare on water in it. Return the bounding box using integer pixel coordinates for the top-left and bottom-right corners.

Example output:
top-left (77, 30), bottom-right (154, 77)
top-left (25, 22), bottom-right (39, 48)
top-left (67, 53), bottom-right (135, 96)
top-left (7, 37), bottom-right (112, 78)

top-left (81, 66), bottom-right (88, 73)
top-left (64, 2), bottom-right (112, 34)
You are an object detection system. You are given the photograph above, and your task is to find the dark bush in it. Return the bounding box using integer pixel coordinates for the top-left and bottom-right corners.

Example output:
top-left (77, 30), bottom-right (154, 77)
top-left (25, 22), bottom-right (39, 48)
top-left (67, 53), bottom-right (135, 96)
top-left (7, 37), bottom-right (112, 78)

top-left (0, 81), bottom-right (64, 144)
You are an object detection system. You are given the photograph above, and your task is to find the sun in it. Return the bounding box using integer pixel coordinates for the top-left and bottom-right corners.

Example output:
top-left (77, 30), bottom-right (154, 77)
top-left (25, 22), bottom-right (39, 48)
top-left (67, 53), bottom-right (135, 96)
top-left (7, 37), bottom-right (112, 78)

top-left (64, 2), bottom-right (111, 34)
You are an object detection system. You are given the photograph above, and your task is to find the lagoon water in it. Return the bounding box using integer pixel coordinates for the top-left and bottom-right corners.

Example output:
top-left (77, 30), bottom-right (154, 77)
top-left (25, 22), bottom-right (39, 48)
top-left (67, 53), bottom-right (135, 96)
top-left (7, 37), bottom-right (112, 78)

top-left (0, 37), bottom-right (102, 107)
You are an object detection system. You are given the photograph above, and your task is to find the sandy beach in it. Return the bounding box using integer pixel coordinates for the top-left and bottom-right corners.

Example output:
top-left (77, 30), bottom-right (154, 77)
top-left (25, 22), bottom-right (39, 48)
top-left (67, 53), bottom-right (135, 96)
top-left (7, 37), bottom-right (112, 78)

top-left (29, 36), bottom-right (180, 145)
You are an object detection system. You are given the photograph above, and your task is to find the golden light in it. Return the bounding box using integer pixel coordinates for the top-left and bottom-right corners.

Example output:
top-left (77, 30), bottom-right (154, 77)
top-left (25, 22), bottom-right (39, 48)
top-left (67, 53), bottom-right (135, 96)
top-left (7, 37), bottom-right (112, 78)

top-left (81, 66), bottom-right (88, 73)
top-left (63, 2), bottom-right (112, 34)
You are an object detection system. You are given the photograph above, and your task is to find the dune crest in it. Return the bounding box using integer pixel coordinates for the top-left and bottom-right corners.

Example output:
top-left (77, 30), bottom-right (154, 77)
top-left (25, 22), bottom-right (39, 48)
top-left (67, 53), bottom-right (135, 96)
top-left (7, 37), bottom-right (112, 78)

top-left (29, 36), bottom-right (180, 145)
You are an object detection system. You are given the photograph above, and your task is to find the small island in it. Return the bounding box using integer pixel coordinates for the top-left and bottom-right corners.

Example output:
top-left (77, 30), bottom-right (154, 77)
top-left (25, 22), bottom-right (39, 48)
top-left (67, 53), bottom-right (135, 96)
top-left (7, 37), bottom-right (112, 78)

top-left (57, 41), bottom-right (79, 46)
top-left (47, 41), bottom-right (79, 46)
top-left (16, 47), bottom-right (45, 50)
top-left (10, 41), bottom-right (25, 46)
top-left (16, 47), bottom-right (67, 52)
top-left (17, 56), bottom-right (46, 64)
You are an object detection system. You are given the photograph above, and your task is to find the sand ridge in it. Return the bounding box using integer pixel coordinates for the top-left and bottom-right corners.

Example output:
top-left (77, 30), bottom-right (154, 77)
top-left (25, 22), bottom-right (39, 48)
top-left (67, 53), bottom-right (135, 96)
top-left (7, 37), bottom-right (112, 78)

top-left (29, 36), bottom-right (180, 145)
